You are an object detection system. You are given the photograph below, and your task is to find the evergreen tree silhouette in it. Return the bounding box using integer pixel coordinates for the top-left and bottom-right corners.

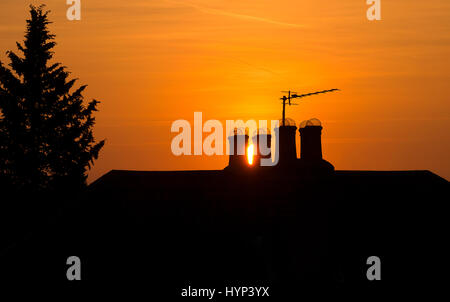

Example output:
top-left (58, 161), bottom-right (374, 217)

top-left (0, 5), bottom-right (104, 193)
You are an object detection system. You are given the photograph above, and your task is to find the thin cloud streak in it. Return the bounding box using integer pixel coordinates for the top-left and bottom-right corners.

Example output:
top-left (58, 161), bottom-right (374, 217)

top-left (164, 0), bottom-right (306, 28)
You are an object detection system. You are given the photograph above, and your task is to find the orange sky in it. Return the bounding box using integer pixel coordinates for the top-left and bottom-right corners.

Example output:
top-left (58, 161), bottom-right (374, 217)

top-left (1, 0), bottom-right (449, 181)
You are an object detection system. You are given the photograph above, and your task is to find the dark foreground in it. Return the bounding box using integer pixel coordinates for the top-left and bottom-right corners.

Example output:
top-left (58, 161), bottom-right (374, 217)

top-left (0, 168), bottom-right (448, 297)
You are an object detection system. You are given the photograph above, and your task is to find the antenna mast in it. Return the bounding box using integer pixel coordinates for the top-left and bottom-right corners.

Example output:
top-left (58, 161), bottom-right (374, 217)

top-left (280, 89), bottom-right (339, 126)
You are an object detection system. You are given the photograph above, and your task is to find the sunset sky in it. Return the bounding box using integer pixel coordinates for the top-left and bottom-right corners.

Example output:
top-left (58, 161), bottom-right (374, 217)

top-left (1, 0), bottom-right (449, 181)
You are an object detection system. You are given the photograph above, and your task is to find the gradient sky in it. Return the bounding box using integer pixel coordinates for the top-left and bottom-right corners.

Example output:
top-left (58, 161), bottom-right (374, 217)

top-left (1, 0), bottom-right (449, 181)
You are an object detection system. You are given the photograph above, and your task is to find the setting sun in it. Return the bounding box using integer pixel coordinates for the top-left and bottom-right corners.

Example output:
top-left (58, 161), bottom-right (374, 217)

top-left (247, 144), bottom-right (254, 165)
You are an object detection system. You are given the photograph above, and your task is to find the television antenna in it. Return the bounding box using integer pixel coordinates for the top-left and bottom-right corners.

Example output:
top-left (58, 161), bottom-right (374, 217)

top-left (280, 89), bottom-right (340, 126)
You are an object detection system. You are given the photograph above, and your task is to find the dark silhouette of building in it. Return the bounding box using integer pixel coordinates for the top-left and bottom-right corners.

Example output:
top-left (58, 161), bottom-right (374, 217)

top-left (299, 118), bottom-right (323, 160)
top-left (226, 117), bottom-right (334, 173)
top-left (0, 117), bottom-right (448, 297)
top-left (275, 118), bottom-right (298, 165)
top-left (297, 118), bottom-right (335, 173)
top-left (226, 129), bottom-right (249, 169)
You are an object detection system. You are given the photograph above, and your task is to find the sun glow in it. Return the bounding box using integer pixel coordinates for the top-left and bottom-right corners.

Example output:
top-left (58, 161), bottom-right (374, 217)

top-left (247, 144), bottom-right (254, 165)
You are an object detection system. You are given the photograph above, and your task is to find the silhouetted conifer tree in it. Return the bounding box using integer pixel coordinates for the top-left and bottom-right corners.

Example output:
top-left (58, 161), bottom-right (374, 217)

top-left (0, 5), bottom-right (104, 193)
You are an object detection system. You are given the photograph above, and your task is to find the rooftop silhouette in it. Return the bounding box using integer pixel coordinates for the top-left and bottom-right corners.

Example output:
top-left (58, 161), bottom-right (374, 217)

top-left (75, 117), bottom-right (447, 293)
top-left (1, 116), bottom-right (447, 296)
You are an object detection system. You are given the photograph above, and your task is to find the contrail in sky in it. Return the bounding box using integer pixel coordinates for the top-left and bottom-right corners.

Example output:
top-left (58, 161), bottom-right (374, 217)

top-left (164, 0), bottom-right (306, 28)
